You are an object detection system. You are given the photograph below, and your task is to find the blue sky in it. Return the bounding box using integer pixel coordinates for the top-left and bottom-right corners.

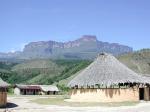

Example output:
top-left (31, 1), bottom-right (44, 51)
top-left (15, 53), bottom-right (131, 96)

top-left (0, 0), bottom-right (150, 52)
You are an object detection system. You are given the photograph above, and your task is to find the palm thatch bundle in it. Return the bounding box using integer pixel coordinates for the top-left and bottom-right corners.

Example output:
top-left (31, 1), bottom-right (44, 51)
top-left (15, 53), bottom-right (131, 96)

top-left (68, 53), bottom-right (150, 88)
top-left (0, 78), bottom-right (9, 88)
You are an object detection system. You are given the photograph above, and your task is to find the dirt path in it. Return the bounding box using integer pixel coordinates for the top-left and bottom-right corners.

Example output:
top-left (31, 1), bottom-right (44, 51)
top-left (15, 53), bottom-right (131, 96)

top-left (1, 96), bottom-right (150, 112)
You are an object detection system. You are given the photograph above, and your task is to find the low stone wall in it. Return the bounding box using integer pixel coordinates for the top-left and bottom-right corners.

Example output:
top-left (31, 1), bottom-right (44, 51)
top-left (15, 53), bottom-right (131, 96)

top-left (70, 87), bottom-right (139, 102)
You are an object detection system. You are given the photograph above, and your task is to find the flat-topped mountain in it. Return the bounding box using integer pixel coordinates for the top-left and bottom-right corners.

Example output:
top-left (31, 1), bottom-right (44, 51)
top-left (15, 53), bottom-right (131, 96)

top-left (0, 35), bottom-right (133, 59)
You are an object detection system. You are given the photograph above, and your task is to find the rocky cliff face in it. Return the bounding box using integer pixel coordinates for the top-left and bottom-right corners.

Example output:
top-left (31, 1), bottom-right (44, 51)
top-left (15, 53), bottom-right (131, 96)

top-left (0, 35), bottom-right (133, 59)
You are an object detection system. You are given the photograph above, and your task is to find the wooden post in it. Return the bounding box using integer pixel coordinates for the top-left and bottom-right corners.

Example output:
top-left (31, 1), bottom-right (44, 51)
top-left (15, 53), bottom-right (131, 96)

top-left (0, 88), bottom-right (7, 108)
top-left (144, 87), bottom-right (150, 101)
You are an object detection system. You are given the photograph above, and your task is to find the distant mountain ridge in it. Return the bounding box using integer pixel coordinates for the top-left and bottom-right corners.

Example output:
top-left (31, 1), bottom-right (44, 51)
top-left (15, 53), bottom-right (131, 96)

top-left (0, 35), bottom-right (133, 59)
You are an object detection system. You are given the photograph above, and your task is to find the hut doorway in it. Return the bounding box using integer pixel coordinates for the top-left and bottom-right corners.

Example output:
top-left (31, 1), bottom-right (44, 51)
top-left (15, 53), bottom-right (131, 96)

top-left (24, 90), bottom-right (26, 95)
top-left (33, 90), bottom-right (36, 95)
top-left (139, 88), bottom-right (144, 100)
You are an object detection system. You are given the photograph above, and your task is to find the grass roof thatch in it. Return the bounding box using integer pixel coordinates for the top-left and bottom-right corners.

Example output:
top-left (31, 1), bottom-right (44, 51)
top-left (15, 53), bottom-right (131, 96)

top-left (15, 84), bottom-right (59, 92)
top-left (40, 85), bottom-right (59, 92)
top-left (0, 78), bottom-right (9, 88)
top-left (68, 53), bottom-right (150, 87)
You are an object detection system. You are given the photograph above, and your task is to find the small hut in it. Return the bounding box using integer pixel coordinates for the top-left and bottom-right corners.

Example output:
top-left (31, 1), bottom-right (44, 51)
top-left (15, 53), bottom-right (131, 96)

top-left (14, 85), bottom-right (41, 95)
top-left (40, 85), bottom-right (59, 95)
top-left (0, 78), bottom-right (9, 107)
top-left (14, 84), bottom-right (59, 95)
top-left (68, 53), bottom-right (150, 102)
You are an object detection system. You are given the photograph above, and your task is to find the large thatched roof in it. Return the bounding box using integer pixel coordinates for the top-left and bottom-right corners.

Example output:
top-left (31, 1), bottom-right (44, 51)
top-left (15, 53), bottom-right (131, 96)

top-left (68, 53), bottom-right (150, 87)
top-left (0, 78), bottom-right (9, 88)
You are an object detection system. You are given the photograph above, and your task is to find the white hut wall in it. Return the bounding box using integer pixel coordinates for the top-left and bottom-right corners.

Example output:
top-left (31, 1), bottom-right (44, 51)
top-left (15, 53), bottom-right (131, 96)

top-left (46, 91), bottom-right (58, 95)
top-left (144, 87), bottom-right (150, 101)
top-left (14, 87), bottom-right (21, 95)
top-left (20, 89), bottom-right (40, 95)
top-left (70, 87), bottom-right (139, 102)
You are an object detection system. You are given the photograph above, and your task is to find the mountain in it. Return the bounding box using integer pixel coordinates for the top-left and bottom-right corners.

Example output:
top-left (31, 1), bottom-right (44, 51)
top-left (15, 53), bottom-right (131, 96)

top-left (0, 35), bottom-right (133, 59)
top-left (0, 51), bottom-right (21, 59)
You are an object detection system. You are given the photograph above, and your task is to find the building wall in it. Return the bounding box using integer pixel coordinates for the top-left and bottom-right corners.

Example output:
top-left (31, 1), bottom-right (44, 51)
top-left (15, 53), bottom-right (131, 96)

top-left (0, 91), bottom-right (7, 107)
top-left (144, 87), bottom-right (150, 101)
top-left (41, 91), bottom-right (59, 95)
top-left (14, 88), bottom-right (21, 95)
top-left (70, 87), bottom-right (139, 102)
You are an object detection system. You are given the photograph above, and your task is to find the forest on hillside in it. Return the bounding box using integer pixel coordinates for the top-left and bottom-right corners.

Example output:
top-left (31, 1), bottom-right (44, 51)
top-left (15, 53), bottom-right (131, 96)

top-left (0, 59), bottom-right (91, 85)
top-left (0, 49), bottom-right (150, 88)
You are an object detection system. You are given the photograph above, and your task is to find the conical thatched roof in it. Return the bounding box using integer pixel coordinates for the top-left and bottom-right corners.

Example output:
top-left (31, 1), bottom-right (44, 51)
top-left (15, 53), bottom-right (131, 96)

top-left (68, 53), bottom-right (150, 87)
top-left (0, 78), bottom-right (9, 88)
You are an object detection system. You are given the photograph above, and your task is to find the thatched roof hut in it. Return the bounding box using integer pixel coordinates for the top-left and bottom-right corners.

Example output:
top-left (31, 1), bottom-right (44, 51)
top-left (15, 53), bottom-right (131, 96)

top-left (68, 53), bottom-right (150, 102)
top-left (68, 53), bottom-right (150, 88)
top-left (0, 78), bottom-right (9, 107)
top-left (14, 84), bottom-right (59, 95)
top-left (0, 78), bottom-right (9, 88)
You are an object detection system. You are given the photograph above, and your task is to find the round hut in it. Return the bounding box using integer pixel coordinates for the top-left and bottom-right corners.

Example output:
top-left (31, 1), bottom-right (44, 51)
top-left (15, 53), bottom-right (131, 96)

top-left (68, 53), bottom-right (150, 102)
top-left (0, 78), bottom-right (9, 107)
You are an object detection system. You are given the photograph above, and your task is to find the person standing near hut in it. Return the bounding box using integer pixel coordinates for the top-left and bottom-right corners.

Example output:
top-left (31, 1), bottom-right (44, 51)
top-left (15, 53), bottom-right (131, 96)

top-left (0, 78), bottom-right (9, 107)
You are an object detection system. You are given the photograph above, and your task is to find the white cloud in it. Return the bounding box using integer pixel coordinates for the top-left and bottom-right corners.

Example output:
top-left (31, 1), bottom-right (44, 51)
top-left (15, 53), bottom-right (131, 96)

top-left (9, 43), bottom-right (27, 53)
top-left (20, 43), bottom-right (27, 51)
top-left (10, 49), bottom-right (15, 53)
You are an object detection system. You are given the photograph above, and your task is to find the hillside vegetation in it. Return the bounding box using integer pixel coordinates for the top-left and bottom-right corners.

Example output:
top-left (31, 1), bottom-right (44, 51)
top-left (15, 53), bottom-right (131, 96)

top-left (0, 49), bottom-right (150, 87)
top-left (118, 49), bottom-right (150, 74)
top-left (0, 59), bottom-right (91, 85)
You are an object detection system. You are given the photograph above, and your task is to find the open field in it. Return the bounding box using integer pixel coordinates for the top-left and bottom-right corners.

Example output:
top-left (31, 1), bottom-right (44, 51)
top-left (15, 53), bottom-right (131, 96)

top-left (30, 95), bottom-right (138, 107)
top-left (0, 95), bottom-right (150, 112)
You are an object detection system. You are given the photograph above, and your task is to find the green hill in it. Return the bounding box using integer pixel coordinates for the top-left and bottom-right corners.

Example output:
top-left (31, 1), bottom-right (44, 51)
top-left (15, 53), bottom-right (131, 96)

top-left (118, 49), bottom-right (150, 74)
top-left (10, 59), bottom-right (65, 84)
top-left (0, 49), bottom-right (150, 87)
top-left (0, 59), bottom-right (91, 85)
top-left (0, 61), bottom-right (17, 82)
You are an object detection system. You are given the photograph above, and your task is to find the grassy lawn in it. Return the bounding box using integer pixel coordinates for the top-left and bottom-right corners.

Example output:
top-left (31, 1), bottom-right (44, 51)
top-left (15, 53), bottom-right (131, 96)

top-left (30, 95), bottom-right (139, 107)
